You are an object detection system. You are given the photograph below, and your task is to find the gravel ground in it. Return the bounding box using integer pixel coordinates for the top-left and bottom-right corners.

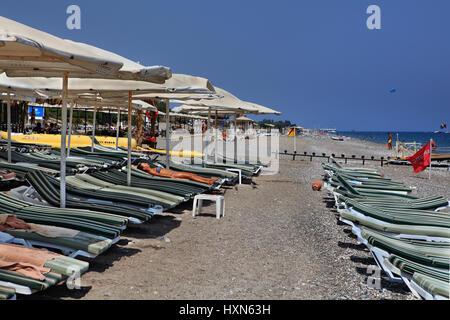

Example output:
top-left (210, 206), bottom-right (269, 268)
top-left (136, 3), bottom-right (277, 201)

top-left (22, 135), bottom-right (449, 300)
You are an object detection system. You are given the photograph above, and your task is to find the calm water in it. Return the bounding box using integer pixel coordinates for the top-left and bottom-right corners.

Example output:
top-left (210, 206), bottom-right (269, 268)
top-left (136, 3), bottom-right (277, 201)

top-left (339, 131), bottom-right (450, 151)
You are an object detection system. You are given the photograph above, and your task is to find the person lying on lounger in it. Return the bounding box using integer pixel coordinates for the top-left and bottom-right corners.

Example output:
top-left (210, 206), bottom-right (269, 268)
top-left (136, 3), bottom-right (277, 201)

top-left (136, 163), bottom-right (219, 185)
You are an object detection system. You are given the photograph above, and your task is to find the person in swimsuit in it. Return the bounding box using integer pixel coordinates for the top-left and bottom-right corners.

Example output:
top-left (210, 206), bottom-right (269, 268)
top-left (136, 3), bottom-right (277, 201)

top-left (387, 132), bottom-right (393, 150)
top-left (136, 163), bottom-right (219, 185)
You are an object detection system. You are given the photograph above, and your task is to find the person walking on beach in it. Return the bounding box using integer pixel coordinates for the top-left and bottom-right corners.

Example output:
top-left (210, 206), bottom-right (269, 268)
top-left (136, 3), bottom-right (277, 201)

top-left (387, 132), bottom-right (393, 150)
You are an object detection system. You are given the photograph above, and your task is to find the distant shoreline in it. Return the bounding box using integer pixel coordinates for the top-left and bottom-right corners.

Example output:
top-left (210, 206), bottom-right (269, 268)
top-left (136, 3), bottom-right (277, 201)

top-left (334, 131), bottom-right (450, 149)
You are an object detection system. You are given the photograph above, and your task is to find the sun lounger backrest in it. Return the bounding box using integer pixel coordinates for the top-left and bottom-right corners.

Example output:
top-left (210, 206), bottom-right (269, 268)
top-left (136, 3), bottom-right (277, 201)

top-left (336, 174), bottom-right (361, 195)
top-left (330, 157), bottom-right (342, 168)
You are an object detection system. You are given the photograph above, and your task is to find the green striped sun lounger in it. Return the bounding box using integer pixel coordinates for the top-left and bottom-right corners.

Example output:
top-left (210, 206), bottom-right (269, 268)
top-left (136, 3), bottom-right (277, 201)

top-left (333, 174), bottom-right (415, 197)
top-left (4, 228), bottom-right (113, 258)
top-left (0, 193), bottom-right (125, 240)
top-left (385, 254), bottom-right (449, 299)
top-left (360, 228), bottom-right (450, 269)
top-left (0, 269), bottom-right (63, 295)
top-left (341, 198), bottom-right (450, 229)
top-left (337, 204), bottom-right (450, 241)
top-left (355, 227), bottom-right (450, 300)
top-left (71, 174), bottom-right (185, 207)
top-left (92, 169), bottom-right (211, 198)
top-left (163, 160), bottom-right (238, 180)
top-left (25, 171), bottom-right (154, 222)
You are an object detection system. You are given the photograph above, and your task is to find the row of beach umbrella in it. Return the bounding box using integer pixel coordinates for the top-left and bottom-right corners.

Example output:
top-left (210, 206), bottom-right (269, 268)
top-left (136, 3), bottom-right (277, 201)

top-left (0, 15), bottom-right (281, 209)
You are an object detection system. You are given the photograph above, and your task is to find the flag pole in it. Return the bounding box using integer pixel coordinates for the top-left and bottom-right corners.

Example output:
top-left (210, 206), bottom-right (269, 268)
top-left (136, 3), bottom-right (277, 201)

top-left (294, 127), bottom-right (297, 153)
top-left (428, 139), bottom-right (432, 180)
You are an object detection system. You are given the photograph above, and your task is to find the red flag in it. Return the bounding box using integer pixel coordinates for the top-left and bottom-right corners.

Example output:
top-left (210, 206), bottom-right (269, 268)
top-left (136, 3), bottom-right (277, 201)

top-left (406, 141), bottom-right (432, 173)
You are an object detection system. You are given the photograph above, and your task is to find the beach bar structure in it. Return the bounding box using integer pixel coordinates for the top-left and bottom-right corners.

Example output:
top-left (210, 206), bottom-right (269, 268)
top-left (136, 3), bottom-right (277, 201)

top-left (172, 86), bottom-right (281, 163)
top-left (234, 115), bottom-right (254, 131)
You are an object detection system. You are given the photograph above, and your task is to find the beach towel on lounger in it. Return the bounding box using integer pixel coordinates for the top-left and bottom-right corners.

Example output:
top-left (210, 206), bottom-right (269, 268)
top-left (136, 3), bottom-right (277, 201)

top-left (0, 243), bottom-right (59, 280)
top-left (0, 214), bottom-right (79, 238)
top-left (0, 214), bottom-right (112, 255)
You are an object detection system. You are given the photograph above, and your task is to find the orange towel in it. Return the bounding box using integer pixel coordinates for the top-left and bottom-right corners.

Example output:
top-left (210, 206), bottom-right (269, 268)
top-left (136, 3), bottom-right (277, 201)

top-left (0, 214), bottom-right (31, 232)
top-left (0, 243), bottom-right (59, 280)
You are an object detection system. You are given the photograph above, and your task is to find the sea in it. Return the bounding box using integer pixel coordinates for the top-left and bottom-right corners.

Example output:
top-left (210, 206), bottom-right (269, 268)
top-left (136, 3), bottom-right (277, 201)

top-left (338, 131), bottom-right (450, 152)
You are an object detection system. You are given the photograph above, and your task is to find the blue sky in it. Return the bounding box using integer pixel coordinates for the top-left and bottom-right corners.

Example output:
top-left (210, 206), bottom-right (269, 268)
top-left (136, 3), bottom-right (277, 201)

top-left (2, 0), bottom-right (449, 131)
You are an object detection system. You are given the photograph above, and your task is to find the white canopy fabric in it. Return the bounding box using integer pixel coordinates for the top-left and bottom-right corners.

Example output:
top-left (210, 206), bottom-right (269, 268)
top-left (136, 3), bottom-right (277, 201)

top-left (245, 102), bottom-right (281, 116)
top-left (172, 87), bottom-right (252, 112)
top-left (132, 92), bottom-right (220, 101)
top-left (172, 86), bottom-right (281, 115)
top-left (172, 104), bottom-right (254, 113)
top-left (0, 16), bottom-right (171, 83)
top-left (0, 73), bottom-right (215, 98)
top-left (27, 98), bottom-right (153, 112)
top-left (165, 112), bottom-right (207, 120)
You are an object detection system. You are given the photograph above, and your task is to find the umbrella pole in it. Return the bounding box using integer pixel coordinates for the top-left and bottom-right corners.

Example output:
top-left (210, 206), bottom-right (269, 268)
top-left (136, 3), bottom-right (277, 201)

top-left (203, 107), bottom-right (212, 167)
top-left (116, 106), bottom-right (121, 150)
top-left (257, 128), bottom-right (260, 164)
top-left (91, 105), bottom-right (98, 152)
top-left (60, 72), bottom-right (69, 208)
top-left (165, 99), bottom-right (170, 169)
top-left (67, 102), bottom-right (75, 158)
top-left (208, 107), bottom-right (211, 130)
top-left (127, 91), bottom-right (132, 186)
top-left (6, 92), bottom-right (11, 163)
top-left (234, 112), bottom-right (238, 164)
top-left (215, 110), bottom-right (218, 164)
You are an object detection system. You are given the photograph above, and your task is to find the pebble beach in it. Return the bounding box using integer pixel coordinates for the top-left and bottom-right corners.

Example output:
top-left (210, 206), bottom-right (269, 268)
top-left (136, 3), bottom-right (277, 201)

top-left (23, 135), bottom-right (449, 300)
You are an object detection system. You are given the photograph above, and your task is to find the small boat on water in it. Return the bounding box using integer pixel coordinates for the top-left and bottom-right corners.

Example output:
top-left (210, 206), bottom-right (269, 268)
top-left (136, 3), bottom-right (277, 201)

top-left (331, 136), bottom-right (344, 141)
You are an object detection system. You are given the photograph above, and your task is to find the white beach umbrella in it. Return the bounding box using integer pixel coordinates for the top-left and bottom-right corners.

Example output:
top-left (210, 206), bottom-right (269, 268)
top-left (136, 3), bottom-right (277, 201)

top-left (172, 87), bottom-right (281, 116)
top-left (0, 73), bottom-right (217, 97)
top-left (0, 16), bottom-right (171, 82)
